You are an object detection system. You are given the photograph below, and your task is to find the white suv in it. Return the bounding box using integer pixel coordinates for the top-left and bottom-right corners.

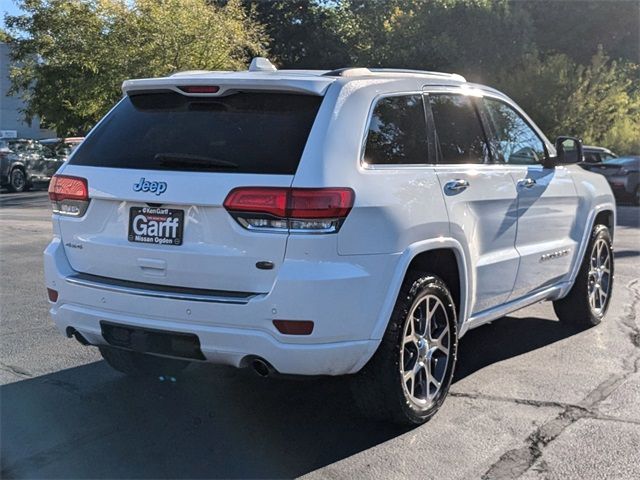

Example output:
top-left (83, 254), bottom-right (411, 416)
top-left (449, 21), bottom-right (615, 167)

top-left (44, 59), bottom-right (616, 424)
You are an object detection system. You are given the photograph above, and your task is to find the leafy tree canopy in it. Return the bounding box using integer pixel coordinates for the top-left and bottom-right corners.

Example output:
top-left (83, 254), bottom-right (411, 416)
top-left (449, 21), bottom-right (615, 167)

top-left (5, 0), bottom-right (267, 134)
top-left (247, 0), bottom-right (639, 154)
top-left (4, 0), bottom-right (639, 153)
top-left (496, 48), bottom-right (640, 154)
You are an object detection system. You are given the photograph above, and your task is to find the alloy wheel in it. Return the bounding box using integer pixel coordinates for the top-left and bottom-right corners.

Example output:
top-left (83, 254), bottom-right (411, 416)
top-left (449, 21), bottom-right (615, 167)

top-left (588, 238), bottom-right (612, 314)
top-left (400, 294), bottom-right (451, 408)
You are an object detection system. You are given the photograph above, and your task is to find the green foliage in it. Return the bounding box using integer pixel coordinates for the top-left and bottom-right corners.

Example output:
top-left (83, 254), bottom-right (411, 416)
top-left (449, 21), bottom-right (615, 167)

top-left (4, 0), bottom-right (639, 152)
top-left (255, 0), bottom-right (639, 154)
top-left (518, 0), bottom-right (640, 65)
top-left (496, 48), bottom-right (640, 155)
top-left (5, 0), bottom-right (267, 134)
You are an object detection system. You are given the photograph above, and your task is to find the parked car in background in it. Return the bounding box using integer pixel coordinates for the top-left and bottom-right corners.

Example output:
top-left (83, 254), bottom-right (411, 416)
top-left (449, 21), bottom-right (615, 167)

top-left (582, 145), bottom-right (617, 164)
top-left (0, 138), bottom-right (64, 192)
top-left (40, 137), bottom-right (84, 162)
top-left (582, 156), bottom-right (640, 205)
top-left (0, 140), bottom-right (24, 192)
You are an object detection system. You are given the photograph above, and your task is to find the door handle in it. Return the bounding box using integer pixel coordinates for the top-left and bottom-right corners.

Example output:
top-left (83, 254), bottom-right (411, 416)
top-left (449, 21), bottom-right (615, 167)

top-left (444, 179), bottom-right (470, 193)
top-left (518, 178), bottom-right (537, 189)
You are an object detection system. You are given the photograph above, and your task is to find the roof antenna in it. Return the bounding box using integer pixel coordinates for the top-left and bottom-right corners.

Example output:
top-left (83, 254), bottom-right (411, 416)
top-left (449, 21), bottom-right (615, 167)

top-left (249, 57), bottom-right (277, 72)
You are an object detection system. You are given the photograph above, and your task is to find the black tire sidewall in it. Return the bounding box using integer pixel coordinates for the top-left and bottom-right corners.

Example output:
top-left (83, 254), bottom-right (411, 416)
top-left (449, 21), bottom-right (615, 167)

top-left (9, 168), bottom-right (26, 193)
top-left (389, 275), bottom-right (458, 424)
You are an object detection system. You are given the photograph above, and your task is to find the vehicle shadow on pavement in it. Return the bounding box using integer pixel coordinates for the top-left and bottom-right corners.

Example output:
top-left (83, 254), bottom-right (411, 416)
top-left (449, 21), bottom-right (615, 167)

top-left (454, 316), bottom-right (584, 382)
top-left (1, 316), bottom-right (583, 479)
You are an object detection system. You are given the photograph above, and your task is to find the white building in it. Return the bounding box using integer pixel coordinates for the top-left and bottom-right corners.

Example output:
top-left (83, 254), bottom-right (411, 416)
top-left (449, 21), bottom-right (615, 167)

top-left (0, 42), bottom-right (55, 139)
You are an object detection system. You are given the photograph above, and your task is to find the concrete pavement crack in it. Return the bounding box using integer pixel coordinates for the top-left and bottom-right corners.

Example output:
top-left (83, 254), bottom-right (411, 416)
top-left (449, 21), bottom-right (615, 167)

top-left (480, 279), bottom-right (640, 480)
top-left (449, 391), bottom-right (589, 412)
top-left (0, 361), bottom-right (32, 379)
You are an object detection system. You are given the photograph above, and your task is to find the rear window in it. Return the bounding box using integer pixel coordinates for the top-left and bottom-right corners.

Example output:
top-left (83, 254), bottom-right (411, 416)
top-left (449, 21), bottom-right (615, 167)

top-left (70, 92), bottom-right (322, 174)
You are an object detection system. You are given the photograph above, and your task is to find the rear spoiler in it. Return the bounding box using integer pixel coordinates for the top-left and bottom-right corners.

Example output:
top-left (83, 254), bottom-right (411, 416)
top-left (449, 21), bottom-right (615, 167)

top-left (122, 75), bottom-right (335, 97)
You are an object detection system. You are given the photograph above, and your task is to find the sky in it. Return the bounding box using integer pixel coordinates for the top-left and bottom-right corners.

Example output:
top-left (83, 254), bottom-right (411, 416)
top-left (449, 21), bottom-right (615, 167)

top-left (1, 0), bottom-right (23, 30)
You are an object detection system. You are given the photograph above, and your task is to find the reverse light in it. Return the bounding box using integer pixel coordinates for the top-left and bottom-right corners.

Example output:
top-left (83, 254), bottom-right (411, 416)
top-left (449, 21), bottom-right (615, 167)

top-left (224, 187), bottom-right (355, 233)
top-left (48, 175), bottom-right (89, 217)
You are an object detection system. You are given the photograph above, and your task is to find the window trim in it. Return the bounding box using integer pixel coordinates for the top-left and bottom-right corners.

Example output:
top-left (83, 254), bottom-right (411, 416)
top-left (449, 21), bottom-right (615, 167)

top-left (359, 91), bottom-right (435, 170)
top-left (480, 95), bottom-right (550, 166)
top-left (425, 91), bottom-right (494, 167)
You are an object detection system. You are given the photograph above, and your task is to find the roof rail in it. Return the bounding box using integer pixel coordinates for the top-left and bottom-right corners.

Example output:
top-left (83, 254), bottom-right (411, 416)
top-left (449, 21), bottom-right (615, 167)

top-left (323, 67), bottom-right (465, 82)
top-left (323, 67), bottom-right (371, 77)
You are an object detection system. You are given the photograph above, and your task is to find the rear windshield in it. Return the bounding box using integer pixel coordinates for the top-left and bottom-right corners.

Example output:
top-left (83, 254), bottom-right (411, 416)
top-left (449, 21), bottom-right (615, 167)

top-left (70, 92), bottom-right (322, 174)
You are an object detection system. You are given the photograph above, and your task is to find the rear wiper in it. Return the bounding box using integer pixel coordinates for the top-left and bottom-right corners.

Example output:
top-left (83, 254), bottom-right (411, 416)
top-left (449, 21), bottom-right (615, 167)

top-left (155, 153), bottom-right (238, 169)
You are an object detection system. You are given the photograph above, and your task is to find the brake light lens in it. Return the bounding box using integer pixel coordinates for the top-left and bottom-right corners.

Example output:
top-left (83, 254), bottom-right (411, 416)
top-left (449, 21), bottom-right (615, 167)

top-left (48, 175), bottom-right (89, 217)
top-left (177, 85), bottom-right (220, 94)
top-left (224, 187), bottom-right (354, 233)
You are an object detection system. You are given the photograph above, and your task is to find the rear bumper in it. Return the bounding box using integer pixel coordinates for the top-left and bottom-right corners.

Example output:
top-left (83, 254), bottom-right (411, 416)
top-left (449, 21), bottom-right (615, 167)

top-left (44, 237), bottom-right (398, 375)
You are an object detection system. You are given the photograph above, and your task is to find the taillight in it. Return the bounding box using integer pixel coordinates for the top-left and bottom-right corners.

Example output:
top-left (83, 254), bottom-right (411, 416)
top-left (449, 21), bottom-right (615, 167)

top-left (224, 187), bottom-right (355, 233)
top-left (48, 175), bottom-right (89, 217)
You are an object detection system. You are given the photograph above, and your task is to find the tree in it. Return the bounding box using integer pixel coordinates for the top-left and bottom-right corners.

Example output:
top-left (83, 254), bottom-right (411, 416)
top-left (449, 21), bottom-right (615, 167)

top-left (243, 0), bottom-right (356, 69)
top-left (4, 0), bottom-right (267, 135)
top-left (495, 48), bottom-right (640, 154)
top-left (517, 0), bottom-right (640, 65)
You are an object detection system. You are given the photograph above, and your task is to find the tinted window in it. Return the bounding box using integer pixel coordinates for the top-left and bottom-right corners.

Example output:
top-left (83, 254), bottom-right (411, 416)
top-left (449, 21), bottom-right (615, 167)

top-left (483, 98), bottom-right (546, 165)
top-left (70, 92), bottom-right (322, 174)
top-left (584, 152), bottom-right (601, 163)
top-left (429, 94), bottom-right (488, 165)
top-left (363, 95), bottom-right (429, 165)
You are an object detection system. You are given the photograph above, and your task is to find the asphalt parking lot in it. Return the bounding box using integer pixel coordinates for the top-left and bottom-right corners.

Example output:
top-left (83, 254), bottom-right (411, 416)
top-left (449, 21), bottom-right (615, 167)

top-left (1, 190), bottom-right (639, 479)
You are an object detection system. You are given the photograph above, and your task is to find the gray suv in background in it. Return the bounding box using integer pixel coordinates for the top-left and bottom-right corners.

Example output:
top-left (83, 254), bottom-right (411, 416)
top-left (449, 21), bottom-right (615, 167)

top-left (582, 155), bottom-right (640, 205)
top-left (0, 139), bottom-right (64, 193)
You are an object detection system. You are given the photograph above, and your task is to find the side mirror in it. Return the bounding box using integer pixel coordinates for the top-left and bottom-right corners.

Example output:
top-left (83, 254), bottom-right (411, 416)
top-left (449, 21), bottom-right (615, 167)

top-left (543, 136), bottom-right (583, 168)
top-left (554, 136), bottom-right (583, 165)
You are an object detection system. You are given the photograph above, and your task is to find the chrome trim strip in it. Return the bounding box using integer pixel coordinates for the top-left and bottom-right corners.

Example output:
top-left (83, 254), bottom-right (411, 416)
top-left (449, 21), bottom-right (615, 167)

top-left (65, 274), bottom-right (260, 304)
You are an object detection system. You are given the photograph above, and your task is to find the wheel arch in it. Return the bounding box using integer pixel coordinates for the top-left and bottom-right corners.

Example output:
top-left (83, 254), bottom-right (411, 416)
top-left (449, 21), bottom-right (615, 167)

top-left (370, 238), bottom-right (472, 341)
top-left (10, 160), bottom-right (26, 173)
top-left (561, 203), bottom-right (616, 298)
top-left (594, 209), bottom-right (615, 238)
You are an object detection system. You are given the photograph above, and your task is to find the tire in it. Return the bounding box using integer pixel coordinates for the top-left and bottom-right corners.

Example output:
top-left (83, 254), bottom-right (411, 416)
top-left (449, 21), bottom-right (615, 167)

top-left (99, 346), bottom-right (190, 377)
top-left (351, 272), bottom-right (458, 425)
top-left (634, 186), bottom-right (640, 206)
top-left (553, 224), bottom-right (613, 327)
top-left (7, 167), bottom-right (26, 193)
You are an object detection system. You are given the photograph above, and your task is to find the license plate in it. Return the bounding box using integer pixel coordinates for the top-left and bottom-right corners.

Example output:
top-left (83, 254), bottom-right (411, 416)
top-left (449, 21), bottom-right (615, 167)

top-left (128, 207), bottom-right (184, 246)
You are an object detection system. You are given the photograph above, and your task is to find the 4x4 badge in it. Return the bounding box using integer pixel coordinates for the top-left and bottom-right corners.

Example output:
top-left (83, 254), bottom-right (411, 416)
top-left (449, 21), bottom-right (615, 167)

top-left (133, 177), bottom-right (167, 195)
